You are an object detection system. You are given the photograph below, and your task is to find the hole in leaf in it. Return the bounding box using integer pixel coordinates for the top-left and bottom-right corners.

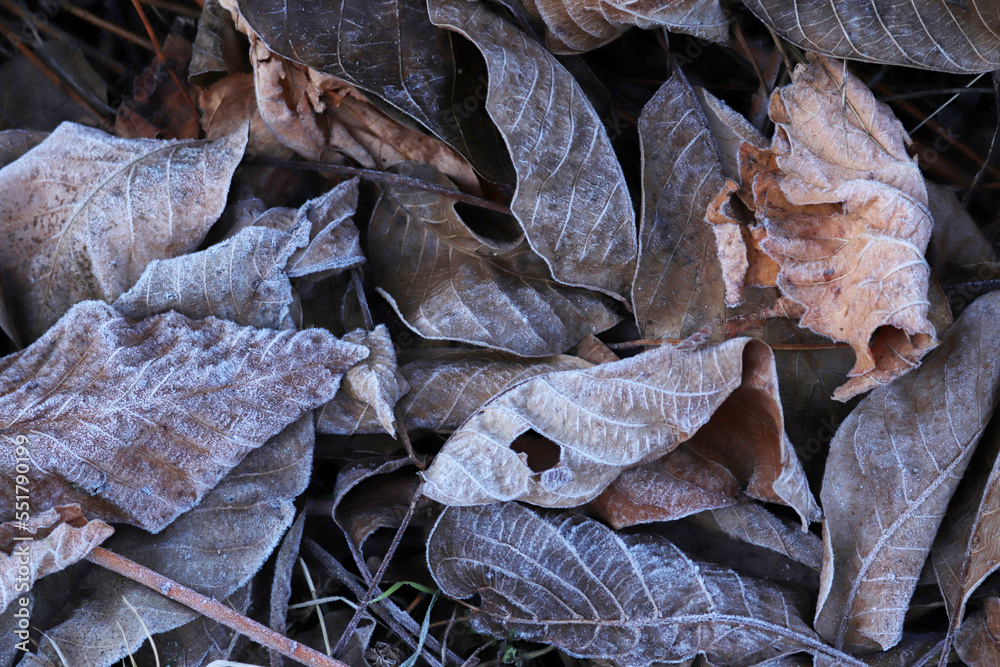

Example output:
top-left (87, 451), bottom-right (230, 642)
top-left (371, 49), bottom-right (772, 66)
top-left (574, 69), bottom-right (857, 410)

top-left (510, 431), bottom-right (561, 473)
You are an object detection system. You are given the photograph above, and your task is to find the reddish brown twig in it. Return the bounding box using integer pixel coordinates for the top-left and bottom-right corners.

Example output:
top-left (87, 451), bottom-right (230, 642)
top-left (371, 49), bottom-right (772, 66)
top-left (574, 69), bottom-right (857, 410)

top-left (87, 547), bottom-right (350, 667)
top-left (63, 5), bottom-right (155, 52)
top-left (606, 338), bottom-right (851, 351)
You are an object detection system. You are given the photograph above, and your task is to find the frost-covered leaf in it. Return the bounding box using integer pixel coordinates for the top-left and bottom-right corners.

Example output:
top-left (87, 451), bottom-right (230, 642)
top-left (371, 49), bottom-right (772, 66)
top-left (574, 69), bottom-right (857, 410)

top-left (320, 326), bottom-right (409, 435)
top-left (318, 349), bottom-right (592, 435)
top-left (0, 302), bottom-right (366, 533)
top-left (428, 502), bottom-right (864, 667)
top-left (235, 0), bottom-right (512, 183)
top-left (521, 0), bottom-right (728, 53)
top-left (931, 416), bottom-right (1000, 648)
top-left (926, 181), bottom-right (997, 281)
top-left (633, 65), bottom-right (727, 341)
top-left (369, 162), bottom-right (620, 356)
top-left (283, 178), bottom-right (365, 282)
top-left (743, 0), bottom-right (1000, 73)
top-left (689, 503), bottom-right (823, 571)
top-left (0, 122), bottom-right (247, 341)
top-left (0, 505), bottom-right (113, 613)
top-left (707, 57), bottom-right (936, 401)
top-left (815, 292), bottom-right (1000, 652)
top-left (422, 338), bottom-right (811, 508)
top-left (429, 0), bottom-right (637, 299)
top-left (113, 223), bottom-right (305, 329)
top-left (590, 338), bottom-right (819, 527)
top-left (22, 417), bottom-right (314, 667)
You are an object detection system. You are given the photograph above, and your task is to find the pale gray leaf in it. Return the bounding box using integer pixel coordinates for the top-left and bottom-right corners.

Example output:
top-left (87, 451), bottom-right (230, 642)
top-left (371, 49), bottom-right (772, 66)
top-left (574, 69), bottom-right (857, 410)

top-left (428, 0), bottom-right (637, 299)
top-left (428, 502), bottom-right (865, 667)
top-left (816, 292), bottom-right (1000, 652)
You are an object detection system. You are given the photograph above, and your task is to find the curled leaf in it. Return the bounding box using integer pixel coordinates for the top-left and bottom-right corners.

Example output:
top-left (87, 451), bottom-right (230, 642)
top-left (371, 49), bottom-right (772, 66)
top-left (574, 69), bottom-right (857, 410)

top-left (0, 505), bottom-right (113, 613)
top-left (815, 292), bottom-right (1000, 652)
top-left (429, 0), bottom-right (637, 299)
top-left (422, 337), bottom-right (811, 508)
top-left (707, 57), bottom-right (936, 401)
top-left (955, 598), bottom-right (1000, 667)
top-left (428, 502), bottom-right (864, 667)
top-left (0, 301), bottom-right (367, 533)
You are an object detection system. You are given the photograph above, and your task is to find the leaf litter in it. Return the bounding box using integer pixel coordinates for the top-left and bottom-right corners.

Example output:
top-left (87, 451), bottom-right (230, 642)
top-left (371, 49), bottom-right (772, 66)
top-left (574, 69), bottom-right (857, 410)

top-left (0, 2), bottom-right (998, 667)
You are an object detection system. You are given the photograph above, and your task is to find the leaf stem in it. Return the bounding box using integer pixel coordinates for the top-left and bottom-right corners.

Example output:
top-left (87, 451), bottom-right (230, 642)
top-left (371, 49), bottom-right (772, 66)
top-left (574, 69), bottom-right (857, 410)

top-left (249, 157), bottom-right (513, 216)
top-left (86, 547), bottom-right (350, 667)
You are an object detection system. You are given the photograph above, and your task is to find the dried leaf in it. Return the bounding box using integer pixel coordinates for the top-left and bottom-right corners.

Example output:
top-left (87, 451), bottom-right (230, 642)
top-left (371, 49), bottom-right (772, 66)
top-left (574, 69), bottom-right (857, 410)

top-left (632, 65), bottom-right (727, 341)
top-left (23, 416), bottom-right (314, 667)
top-left (319, 348), bottom-right (592, 435)
top-left (931, 413), bottom-right (1000, 645)
top-left (0, 302), bottom-right (366, 532)
top-left (200, 73), bottom-right (293, 157)
top-left (0, 129), bottom-right (46, 167)
top-left (428, 502), bottom-right (864, 666)
top-left (190, 0), bottom-right (247, 86)
top-left (688, 503), bottom-right (823, 571)
top-left (815, 292), bottom-right (1000, 652)
top-left (0, 505), bottom-right (113, 613)
top-left (369, 162), bottom-right (621, 356)
top-left (955, 597), bottom-right (1000, 667)
top-left (115, 36), bottom-right (200, 140)
top-left (321, 326), bottom-right (409, 435)
top-left (429, 0), bottom-right (637, 299)
top-left (0, 122), bottom-right (247, 341)
top-left (522, 0), bottom-right (729, 53)
top-left (113, 222), bottom-right (306, 329)
top-left (250, 45), bottom-right (482, 193)
top-left (695, 87), bottom-right (767, 182)
top-left (422, 337), bottom-right (808, 508)
top-left (284, 178), bottom-right (365, 282)
top-left (707, 57), bottom-right (936, 401)
top-left (742, 0), bottom-right (1000, 73)
top-left (590, 338), bottom-right (819, 527)
top-left (234, 0), bottom-right (513, 183)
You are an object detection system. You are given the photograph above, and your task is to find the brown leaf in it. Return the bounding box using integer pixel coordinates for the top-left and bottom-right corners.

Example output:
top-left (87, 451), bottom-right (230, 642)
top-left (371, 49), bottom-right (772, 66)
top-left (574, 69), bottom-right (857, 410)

top-left (0, 122), bottom-right (247, 342)
top-left (284, 178), bottom-right (365, 282)
top-left (250, 43), bottom-right (483, 193)
top-left (428, 502), bottom-right (865, 666)
top-left (23, 416), bottom-right (315, 667)
top-left (429, 0), bottom-right (638, 299)
top-left (112, 222), bottom-right (306, 330)
top-left (695, 87), bottom-right (768, 182)
top-left (0, 301), bottom-right (366, 532)
top-left (200, 73), bottom-right (293, 157)
top-left (955, 597), bottom-right (1000, 667)
top-left (319, 348), bottom-right (592, 436)
top-left (632, 65), bottom-right (727, 341)
top-left (190, 0), bottom-right (247, 86)
top-left (320, 326), bottom-right (409, 435)
top-left (591, 338), bottom-right (819, 527)
top-left (931, 415), bottom-right (1000, 648)
top-left (422, 337), bottom-right (811, 508)
top-left (233, 0), bottom-right (513, 183)
top-left (707, 57), bottom-right (936, 401)
top-left (0, 505), bottom-right (113, 613)
top-left (369, 162), bottom-right (621, 356)
top-left (815, 292), bottom-right (1000, 653)
top-left (742, 0), bottom-right (1000, 73)
top-left (521, 0), bottom-right (729, 53)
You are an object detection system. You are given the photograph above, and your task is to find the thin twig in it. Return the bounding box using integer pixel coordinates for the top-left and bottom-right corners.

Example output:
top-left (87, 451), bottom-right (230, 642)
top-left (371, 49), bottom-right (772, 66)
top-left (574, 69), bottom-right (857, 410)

top-left (0, 22), bottom-right (112, 130)
top-left (250, 157), bottom-right (513, 216)
top-left (62, 5), bottom-right (155, 52)
top-left (86, 547), bottom-right (351, 667)
top-left (606, 338), bottom-right (851, 351)
top-left (139, 0), bottom-right (202, 19)
top-left (878, 87), bottom-right (995, 101)
top-left (128, 0), bottom-right (200, 120)
top-left (962, 70), bottom-right (1000, 206)
top-left (304, 539), bottom-right (464, 666)
top-left (332, 485), bottom-right (425, 657)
